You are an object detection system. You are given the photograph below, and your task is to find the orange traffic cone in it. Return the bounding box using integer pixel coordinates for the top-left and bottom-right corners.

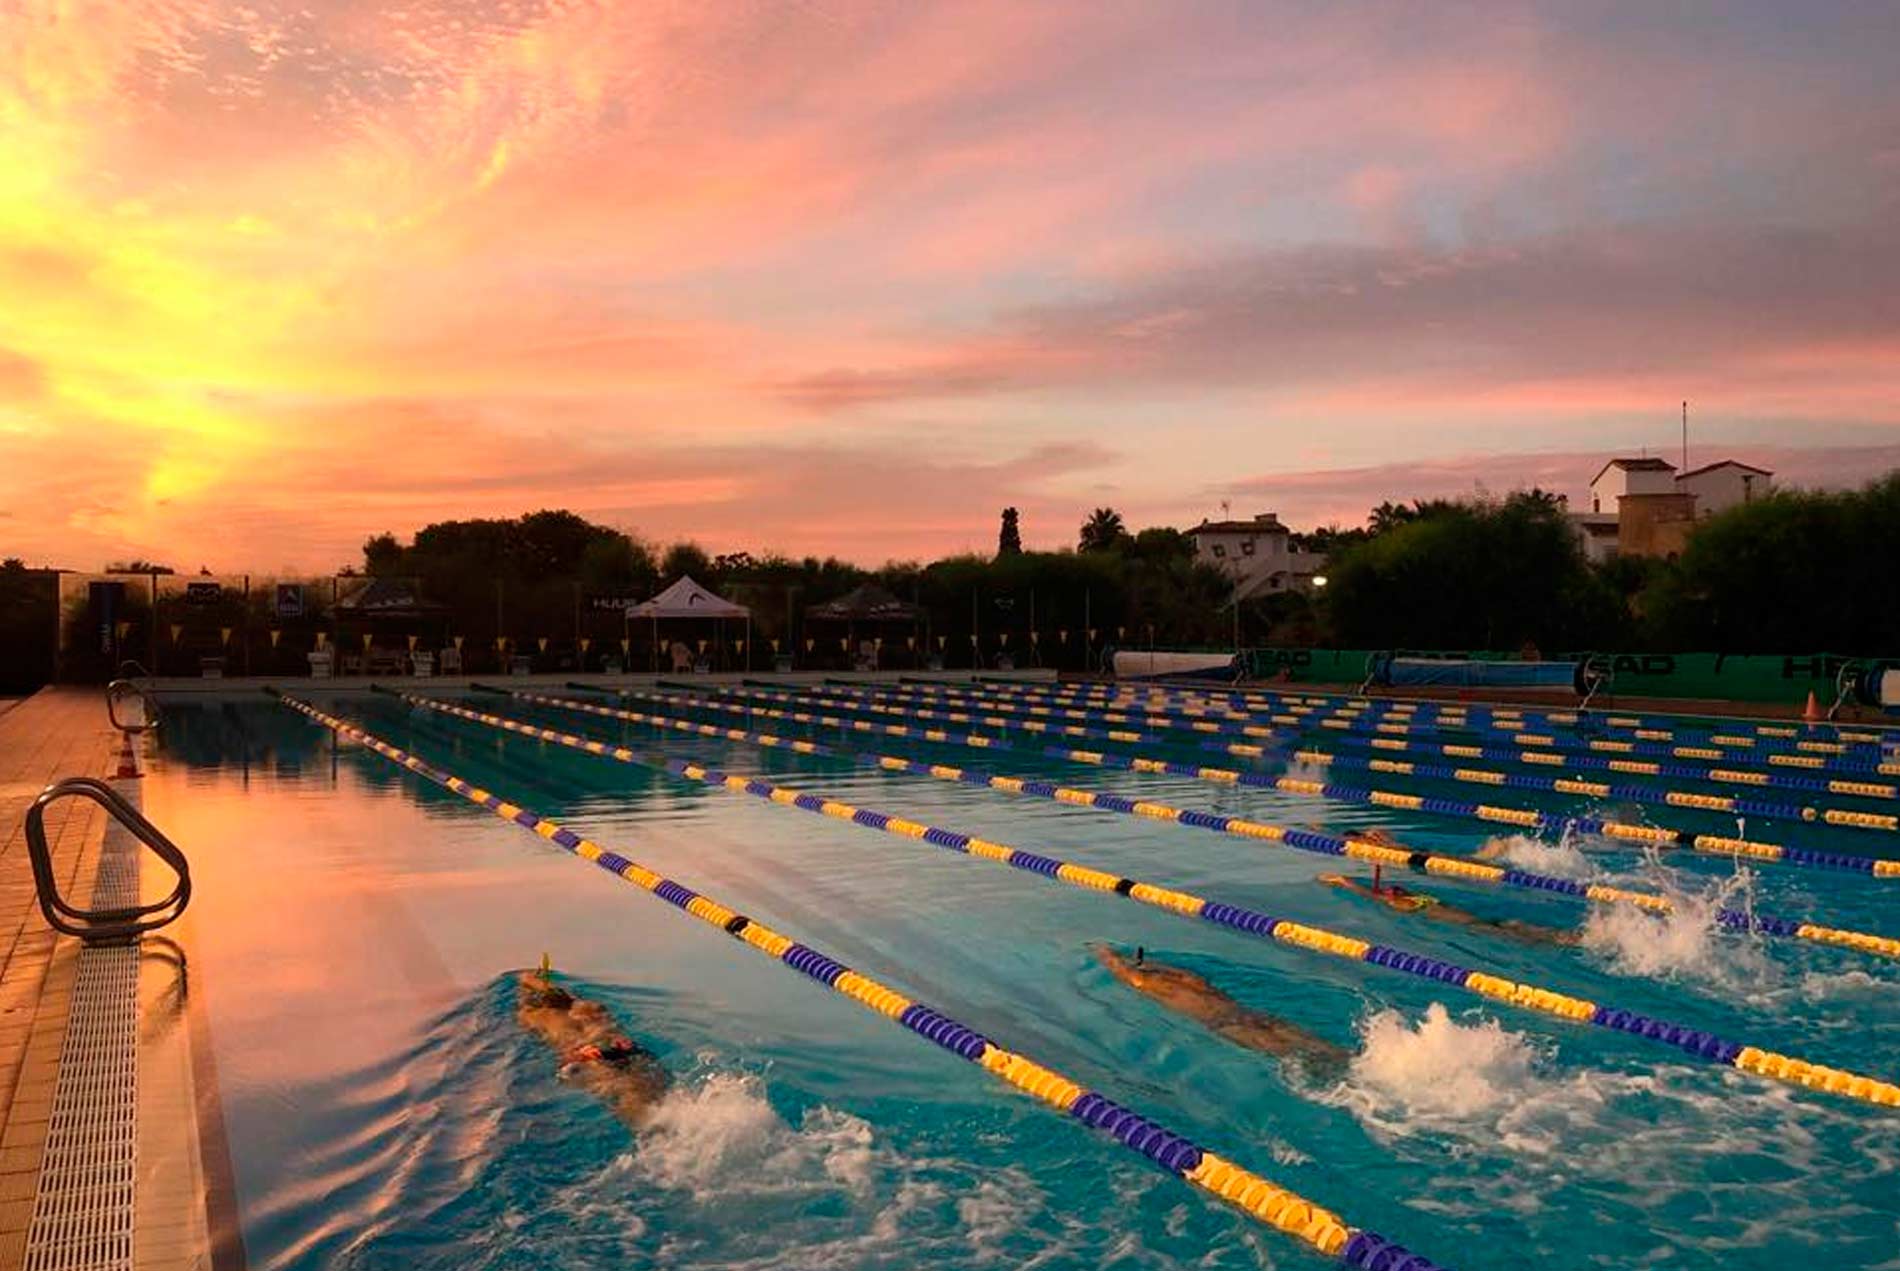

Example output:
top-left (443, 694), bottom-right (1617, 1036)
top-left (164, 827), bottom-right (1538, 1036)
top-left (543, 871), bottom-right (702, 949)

top-left (1802, 690), bottom-right (1822, 724)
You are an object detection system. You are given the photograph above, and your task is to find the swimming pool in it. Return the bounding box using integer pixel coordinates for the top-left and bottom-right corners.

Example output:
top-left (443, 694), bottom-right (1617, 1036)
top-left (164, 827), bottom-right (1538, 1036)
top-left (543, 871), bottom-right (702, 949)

top-left (150, 687), bottom-right (1900, 1270)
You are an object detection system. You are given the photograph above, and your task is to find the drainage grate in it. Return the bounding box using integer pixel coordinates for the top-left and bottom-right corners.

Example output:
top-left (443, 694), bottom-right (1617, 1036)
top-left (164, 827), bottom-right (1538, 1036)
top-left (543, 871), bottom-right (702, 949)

top-left (22, 813), bottom-right (143, 1271)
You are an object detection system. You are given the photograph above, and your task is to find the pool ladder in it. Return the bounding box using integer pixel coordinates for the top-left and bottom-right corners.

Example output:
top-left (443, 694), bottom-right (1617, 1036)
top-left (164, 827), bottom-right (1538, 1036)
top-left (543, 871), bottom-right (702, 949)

top-left (26, 779), bottom-right (191, 944)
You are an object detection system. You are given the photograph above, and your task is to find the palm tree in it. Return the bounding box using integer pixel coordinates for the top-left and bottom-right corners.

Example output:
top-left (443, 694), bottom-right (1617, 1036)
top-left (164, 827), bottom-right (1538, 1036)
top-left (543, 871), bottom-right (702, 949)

top-left (1078, 507), bottom-right (1128, 552)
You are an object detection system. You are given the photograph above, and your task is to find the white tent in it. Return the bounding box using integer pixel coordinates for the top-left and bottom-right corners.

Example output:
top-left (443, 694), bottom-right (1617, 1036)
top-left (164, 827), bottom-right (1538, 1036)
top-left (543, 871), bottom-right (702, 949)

top-left (626, 576), bottom-right (750, 671)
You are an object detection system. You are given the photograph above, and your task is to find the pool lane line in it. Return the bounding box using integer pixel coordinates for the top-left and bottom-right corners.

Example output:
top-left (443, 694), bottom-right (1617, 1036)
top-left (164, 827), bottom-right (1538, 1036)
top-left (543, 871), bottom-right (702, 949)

top-left (1016, 677), bottom-right (1899, 754)
top-left (267, 691), bottom-right (1439, 1269)
top-left (816, 679), bottom-right (1900, 783)
top-left (1003, 673), bottom-right (1892, 746)
top-left (1150, 678), bottom-right (1900, 749)
top-left (767, 682), bottom-right (1900, 825)
top-left (616, 682), bottom-right (1900, 879)
top-left (400, 690), bottom-right (1900, 1111)
top-left (497, 687), bottom-right (1900, 963)
top-left (925, 677), bottom-right (1898, 760)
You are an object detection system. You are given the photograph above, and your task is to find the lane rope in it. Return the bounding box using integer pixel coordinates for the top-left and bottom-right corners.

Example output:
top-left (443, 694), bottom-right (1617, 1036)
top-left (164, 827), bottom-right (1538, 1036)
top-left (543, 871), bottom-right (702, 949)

top-left (1029, 677), bottom-right (1900, 756)
top-left (789, 682), bottom-right (1900, 828)
top-left (620, 682), bottom-right (1900, 880)
top-left (497, 687), bottom-right (1900, 962)
top-left (405, 690), bottom-right (1900, 1109)
top-left (269, 689), bottom-right (1443, 1268)
top-left (823, 679), bottom-right (1900, 785)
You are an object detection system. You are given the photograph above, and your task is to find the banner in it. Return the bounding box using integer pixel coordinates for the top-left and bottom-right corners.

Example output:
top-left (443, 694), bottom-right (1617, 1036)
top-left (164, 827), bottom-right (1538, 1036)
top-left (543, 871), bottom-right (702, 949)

top-left (1237, 648), bottom-right (1896, 704)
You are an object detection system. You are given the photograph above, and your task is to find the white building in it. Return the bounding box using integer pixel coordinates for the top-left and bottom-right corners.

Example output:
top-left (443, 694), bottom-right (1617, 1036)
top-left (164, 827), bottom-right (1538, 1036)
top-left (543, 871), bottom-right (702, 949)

top-left (1569, 511), bottom-right (1620, 564)
top-left (1588, 456), bottom-right (1678, 512)
top-left (1571, 454), bottom-right (1775, 562)
top-left (1676, 460), bottom-right (1772, 517)
top-left (1187, 512), bottom-right (1325, 598)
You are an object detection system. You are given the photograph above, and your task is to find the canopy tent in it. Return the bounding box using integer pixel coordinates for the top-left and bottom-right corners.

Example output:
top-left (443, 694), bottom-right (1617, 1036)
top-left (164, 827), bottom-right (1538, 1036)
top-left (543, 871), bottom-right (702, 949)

top-left (334, 576), bottom-right (447, 621)
top-left (333, 576), bottom-right (450, 671)
top-left (804, 584), bottom-right (920, 624)
top-left (804, 584), bottom-right (922, 669)
top-left (627, 576), bottom-right (751, 671)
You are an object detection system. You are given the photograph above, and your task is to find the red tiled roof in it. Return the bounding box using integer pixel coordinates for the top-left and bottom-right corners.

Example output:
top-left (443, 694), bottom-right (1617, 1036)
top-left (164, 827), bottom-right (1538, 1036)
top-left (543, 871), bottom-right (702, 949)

top-left (1591, 456), bottom-right (1677, 485)
top-left (1676, 460), bottom-right (1773, 480)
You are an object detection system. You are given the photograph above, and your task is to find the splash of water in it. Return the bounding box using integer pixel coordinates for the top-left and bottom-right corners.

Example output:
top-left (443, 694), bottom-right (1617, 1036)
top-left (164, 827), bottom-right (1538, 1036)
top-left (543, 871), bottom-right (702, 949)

top-left (1479, 830), bottom-right (1597, 879)
top-left (1578, 854), bottom-right (1773, 991)
top-left (630, 1071), bottom-right (876, 1201)
top-left (1341, 1002), bottom-right (1546, 1121)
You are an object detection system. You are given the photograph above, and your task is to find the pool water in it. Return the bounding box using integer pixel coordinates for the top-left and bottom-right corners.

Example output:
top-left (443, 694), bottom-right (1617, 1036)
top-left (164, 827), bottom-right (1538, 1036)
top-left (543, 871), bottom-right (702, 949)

top-left (150, 692), bottom-right (1900, 1270)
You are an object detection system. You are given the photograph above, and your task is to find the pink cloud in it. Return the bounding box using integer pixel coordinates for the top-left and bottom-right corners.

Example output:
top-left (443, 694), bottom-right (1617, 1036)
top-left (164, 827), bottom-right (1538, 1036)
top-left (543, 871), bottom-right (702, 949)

top-left (6, 0), bottom-right (1900, 573)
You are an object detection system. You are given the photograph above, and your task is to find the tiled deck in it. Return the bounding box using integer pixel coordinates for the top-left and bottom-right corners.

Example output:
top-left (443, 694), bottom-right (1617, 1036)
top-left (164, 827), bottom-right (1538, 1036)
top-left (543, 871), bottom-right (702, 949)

top-left (0, 690), bottom-right (212, 1271)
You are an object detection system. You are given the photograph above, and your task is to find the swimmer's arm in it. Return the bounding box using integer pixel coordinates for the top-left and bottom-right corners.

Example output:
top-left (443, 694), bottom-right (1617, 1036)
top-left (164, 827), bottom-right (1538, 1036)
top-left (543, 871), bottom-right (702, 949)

top-left (1324, 876), bottom-right (1379, 901)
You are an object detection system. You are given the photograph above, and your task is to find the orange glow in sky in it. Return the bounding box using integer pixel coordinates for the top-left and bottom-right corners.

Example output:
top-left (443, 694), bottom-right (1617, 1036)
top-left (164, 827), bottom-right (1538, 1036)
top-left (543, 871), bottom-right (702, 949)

top-left (4, 2), bottom-right (1898, 569)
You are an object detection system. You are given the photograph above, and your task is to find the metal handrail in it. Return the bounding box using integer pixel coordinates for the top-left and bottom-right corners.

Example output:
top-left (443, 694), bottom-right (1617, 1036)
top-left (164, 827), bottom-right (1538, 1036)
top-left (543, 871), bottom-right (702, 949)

top-left (106, 677), bottom-right (160, 736)
top-left (25, 777), bottom-right (191, 943)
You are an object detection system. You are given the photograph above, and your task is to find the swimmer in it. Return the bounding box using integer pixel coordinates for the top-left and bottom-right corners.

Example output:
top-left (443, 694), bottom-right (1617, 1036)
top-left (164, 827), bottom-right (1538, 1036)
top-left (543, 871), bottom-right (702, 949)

top-left (1092, 944), bottom-right (1350, 1075)
top-left (517, 957), bottom-right (669, 1128)
top-left (1317, 867), bottom-right (1580, 947)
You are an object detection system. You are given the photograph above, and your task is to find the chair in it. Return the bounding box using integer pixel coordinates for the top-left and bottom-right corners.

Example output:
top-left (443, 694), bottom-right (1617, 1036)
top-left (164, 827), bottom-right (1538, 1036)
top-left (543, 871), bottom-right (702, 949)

top-left (307, 649), bottom-right (334, 678)
top-left (411, 650), bottom-right (435, 678)
top-left (437, 646), bottom-right (462, 675)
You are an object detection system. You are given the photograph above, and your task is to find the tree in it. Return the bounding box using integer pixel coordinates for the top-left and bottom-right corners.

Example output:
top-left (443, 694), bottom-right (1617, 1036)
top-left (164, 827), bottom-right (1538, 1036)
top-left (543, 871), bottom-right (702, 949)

top-left (1367, 499), bottom-right (1459, 536)
top-left (1078, 507), bottom-right (1129, 552)
top-left (1640, 474), bottom-right (1900, 652)
top-left (105, 560), bottom-right (174, 574)
top-left (661, 541), bottom-right (711, 580)
top-left (997, 507), bottom-right (1022, 557)
top-left (1326, 491), bottom-right (1618, 649)
top-left (1127, 526), bottom-right (1191, 562)
top-left (363, 532), bottom-right (404, 576)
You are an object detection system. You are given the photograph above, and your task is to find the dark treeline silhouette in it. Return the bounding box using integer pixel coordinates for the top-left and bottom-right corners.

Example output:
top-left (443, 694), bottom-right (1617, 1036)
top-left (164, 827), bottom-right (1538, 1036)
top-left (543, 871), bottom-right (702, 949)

top-left (9, 473), bottom-right (1897, 690)
top-left (1319, 474), bottom-right (1900, 654)
top-left (351, 507), bottom-right (1235, 670)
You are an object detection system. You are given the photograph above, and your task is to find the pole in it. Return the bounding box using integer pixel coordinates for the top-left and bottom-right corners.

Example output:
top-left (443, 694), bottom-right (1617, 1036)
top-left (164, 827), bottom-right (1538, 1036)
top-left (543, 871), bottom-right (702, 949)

top-left (1682, 400), bottom-right (1689, 471)
top-left (243, 573), bottom-right (252, 676)
top-left (1029, 589), bottom-right (1037, 667)
top-left (1231, 565), bottom-right (1240, 655)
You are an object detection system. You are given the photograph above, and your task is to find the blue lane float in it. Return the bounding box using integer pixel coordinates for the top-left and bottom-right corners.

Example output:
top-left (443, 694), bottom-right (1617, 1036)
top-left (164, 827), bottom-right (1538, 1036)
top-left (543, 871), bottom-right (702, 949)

top-left (270, 688), bottom-right (1440, 1267)
top-left (396, 690), bottom-right (1900, 1109)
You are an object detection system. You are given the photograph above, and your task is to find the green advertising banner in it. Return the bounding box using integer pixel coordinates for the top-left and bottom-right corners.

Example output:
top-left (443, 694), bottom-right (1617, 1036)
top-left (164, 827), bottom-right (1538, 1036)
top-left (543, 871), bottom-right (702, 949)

top-left (1244, 648), bottom-right (1892, 705)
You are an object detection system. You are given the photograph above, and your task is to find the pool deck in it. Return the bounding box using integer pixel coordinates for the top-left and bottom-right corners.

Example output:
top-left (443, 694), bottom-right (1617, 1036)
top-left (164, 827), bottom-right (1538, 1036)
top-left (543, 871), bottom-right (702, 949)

top-left (0, 689), bottom-right (213, 1271)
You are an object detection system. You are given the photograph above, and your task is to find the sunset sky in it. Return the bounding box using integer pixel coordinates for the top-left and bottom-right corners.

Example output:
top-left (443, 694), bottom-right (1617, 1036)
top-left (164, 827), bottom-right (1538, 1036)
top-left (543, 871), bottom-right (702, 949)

top-left (4, 1), bottom-right (1898, 571)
